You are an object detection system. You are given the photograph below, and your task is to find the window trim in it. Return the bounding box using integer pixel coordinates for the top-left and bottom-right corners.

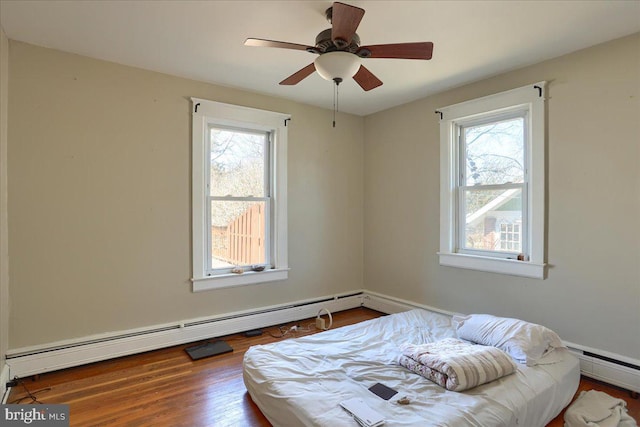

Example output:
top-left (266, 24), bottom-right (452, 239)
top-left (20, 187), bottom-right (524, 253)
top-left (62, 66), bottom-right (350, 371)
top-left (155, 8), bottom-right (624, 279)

top-left (437, 83), bottom-right (546, 279)
top-left (191, 98), bottom-right (289, 291)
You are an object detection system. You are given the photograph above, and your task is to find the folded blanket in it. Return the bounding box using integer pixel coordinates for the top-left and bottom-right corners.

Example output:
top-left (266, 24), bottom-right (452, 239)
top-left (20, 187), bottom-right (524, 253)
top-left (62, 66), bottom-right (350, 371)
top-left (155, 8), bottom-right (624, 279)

top-left (564, 390), bottom-right (637, 427)
top-left (399, 338), bottom-right (517, 392)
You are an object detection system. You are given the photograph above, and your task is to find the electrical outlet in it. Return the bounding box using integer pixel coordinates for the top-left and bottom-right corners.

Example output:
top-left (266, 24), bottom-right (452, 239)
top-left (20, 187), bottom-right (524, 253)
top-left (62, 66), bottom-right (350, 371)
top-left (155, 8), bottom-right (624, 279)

top-left (316, 317), bottom-right (326, 330)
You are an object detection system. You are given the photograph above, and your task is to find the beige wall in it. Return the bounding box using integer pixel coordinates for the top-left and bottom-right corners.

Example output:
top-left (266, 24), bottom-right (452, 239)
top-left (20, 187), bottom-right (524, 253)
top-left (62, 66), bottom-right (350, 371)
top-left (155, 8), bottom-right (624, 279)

top-left (7, 41), bottom-right (364, 349)
top-left (1, 27), bottom-right (9, 366)
top-left (364, 33), bottom-right (640, 359)
top-left (7, 32), bottom-right (639, 362)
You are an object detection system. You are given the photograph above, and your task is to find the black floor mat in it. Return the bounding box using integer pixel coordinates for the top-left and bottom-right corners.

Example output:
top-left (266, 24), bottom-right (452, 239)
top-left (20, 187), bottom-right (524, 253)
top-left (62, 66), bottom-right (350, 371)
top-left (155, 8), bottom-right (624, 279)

top-left (185, 340), bottom-right (233, 360)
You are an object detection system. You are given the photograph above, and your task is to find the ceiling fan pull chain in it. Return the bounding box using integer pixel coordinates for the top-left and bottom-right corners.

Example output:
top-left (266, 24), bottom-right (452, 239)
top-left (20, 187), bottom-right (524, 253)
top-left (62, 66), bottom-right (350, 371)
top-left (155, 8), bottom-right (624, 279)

top-left (333, 77), bottom-right (342, 128)
top-left (333, 79), bottom-right (338, 127)
top-left (337, 79), bottom-right (340, 114)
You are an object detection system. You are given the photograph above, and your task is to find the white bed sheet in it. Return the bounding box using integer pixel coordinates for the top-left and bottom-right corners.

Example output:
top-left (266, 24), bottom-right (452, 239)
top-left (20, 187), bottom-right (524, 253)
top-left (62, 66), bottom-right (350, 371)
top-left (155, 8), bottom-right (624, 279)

top-left (243, 309), bottom-right (580, 427)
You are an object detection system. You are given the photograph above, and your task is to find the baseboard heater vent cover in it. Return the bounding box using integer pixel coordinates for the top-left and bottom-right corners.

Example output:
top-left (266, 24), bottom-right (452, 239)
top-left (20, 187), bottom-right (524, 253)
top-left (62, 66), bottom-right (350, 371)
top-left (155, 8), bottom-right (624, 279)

top-left (567, 347), bottom-right (640, 393)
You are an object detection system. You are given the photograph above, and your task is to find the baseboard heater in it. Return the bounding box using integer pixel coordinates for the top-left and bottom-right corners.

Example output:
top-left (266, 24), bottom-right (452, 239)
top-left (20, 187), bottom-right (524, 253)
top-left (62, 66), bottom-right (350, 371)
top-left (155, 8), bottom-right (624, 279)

top-left (6, 291), bottom-right (365, 378)
top-left (567, 346), bottom-right (640, 393)
top-left (7, 290), bottom-right (639, 395)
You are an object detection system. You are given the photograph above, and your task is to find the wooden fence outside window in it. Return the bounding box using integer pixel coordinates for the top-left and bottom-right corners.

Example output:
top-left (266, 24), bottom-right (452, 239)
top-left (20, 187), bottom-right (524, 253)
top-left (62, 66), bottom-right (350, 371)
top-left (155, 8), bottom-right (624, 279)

top-left (211, 203), bottom-right (265, 266)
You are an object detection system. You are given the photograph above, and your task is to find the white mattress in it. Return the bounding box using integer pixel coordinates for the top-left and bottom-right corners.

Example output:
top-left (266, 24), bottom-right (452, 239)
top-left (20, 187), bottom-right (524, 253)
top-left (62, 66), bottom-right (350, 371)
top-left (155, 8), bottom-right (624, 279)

top-left (243, 309), bottom-right (580, 427)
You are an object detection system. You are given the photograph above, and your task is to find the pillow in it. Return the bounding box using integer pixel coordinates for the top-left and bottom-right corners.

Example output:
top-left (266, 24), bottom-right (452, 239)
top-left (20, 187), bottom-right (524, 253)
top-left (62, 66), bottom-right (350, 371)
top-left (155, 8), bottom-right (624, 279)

top-left (452, 314), bottom-right (565, 366)
top-left (399, 338), bottom-right (517, 391)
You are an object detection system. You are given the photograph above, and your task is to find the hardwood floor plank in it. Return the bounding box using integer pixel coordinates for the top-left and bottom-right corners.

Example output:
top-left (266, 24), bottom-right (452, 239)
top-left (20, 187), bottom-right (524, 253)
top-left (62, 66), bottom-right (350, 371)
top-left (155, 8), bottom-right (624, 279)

top-left (7, 307), bottom-right (638, 426)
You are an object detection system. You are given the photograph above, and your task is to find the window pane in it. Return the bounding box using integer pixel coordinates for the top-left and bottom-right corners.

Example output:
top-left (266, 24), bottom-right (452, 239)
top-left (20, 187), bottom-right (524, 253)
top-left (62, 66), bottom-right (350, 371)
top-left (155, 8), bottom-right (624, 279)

top-left (500, 223), bottom-right (521, 251)
top-left (211, 201), bottom-right (266, 268)
top-left (210, 127), bottom-right (266, 197)
top-left (464, 117), bottom-right (524, 186)
top-left (463, 188), bottom-right (522, 252)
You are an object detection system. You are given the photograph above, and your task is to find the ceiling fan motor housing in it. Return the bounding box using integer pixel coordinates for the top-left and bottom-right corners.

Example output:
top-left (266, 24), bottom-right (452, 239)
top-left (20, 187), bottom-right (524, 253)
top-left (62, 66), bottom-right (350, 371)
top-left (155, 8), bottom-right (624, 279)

top-left (312, 28), bottom-right (362, 54)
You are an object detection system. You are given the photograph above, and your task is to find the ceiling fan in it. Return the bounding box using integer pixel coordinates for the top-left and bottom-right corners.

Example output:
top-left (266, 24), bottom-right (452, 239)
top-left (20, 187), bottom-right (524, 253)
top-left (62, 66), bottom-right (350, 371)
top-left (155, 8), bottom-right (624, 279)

top-left (244, 2), bottom-right (434, 91)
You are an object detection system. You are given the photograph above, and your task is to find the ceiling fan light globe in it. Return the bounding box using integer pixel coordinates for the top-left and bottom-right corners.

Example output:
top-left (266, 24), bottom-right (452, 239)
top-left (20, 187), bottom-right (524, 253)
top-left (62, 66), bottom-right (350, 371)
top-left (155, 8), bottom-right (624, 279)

top-left (314, 52), bottom-right (361, 82)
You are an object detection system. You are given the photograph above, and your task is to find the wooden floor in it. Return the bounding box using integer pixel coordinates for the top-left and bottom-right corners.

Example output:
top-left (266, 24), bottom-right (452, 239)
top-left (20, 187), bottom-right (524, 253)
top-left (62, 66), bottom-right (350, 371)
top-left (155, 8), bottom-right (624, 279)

top-left (7, 307), bottom-right (639, 426)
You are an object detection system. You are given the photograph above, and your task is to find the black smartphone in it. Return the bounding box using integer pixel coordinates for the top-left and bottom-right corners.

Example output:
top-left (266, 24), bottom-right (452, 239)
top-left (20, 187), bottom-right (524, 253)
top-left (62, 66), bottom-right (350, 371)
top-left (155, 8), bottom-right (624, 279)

top-left (368, 382), bottom-right (398, 400)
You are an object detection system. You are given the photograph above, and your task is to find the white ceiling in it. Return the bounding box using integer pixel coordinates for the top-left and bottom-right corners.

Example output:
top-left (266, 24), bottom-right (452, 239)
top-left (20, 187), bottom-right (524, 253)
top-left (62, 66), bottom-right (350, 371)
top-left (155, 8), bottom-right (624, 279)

top-left (1, 1), bottom-right (639, 116)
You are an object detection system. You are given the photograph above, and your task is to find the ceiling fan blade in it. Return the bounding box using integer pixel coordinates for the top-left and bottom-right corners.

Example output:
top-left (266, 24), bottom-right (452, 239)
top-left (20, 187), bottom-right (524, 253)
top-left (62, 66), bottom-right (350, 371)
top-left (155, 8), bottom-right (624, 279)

top-left (280, 63), bottom-right (317, 85)
top-left (245, 38), bottom-right (314, 52)
top-left (331, 2), bottom-right (365, 47)
top-left (353, 65), bottom-right (383, 91)
top-left (359, 42), bottom-right (434, 60)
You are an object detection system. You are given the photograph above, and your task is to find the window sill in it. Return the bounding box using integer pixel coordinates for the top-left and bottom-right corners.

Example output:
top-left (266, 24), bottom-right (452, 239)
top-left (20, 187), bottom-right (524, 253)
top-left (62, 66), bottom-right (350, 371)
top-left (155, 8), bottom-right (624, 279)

top-left (438, 252), bottom-right (546, 279)
top-left (191, 268), bottom-right (289, 292)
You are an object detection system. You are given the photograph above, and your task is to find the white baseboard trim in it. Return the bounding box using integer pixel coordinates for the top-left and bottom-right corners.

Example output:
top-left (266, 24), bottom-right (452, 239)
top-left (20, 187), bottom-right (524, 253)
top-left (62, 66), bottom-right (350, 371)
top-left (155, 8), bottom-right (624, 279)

top-left (362, 290), bottom-right (460, 317)
top-left (1, 363), bottom-right (10, 403)
top-left (6, 291), bottom-right (364, 378)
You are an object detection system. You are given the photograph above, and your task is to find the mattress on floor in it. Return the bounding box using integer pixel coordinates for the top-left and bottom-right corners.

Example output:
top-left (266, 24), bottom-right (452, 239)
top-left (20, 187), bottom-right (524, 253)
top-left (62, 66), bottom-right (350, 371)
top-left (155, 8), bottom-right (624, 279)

top-left (243, 309), bottom-right (580, 427)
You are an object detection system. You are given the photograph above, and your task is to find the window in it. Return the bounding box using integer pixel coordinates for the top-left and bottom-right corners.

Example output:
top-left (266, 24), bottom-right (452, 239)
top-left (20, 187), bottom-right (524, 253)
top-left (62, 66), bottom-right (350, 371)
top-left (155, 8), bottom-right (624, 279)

top-left (500, 223), bottom-right (521, 252)
top-left (209, 126), bottom-right (269, 270)
top-left (458, 113), bottom-right (527, 257)
top-left (191, 99), bottom-right (289, 291)
top-left (438, 83), bottom-right (546, 279)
